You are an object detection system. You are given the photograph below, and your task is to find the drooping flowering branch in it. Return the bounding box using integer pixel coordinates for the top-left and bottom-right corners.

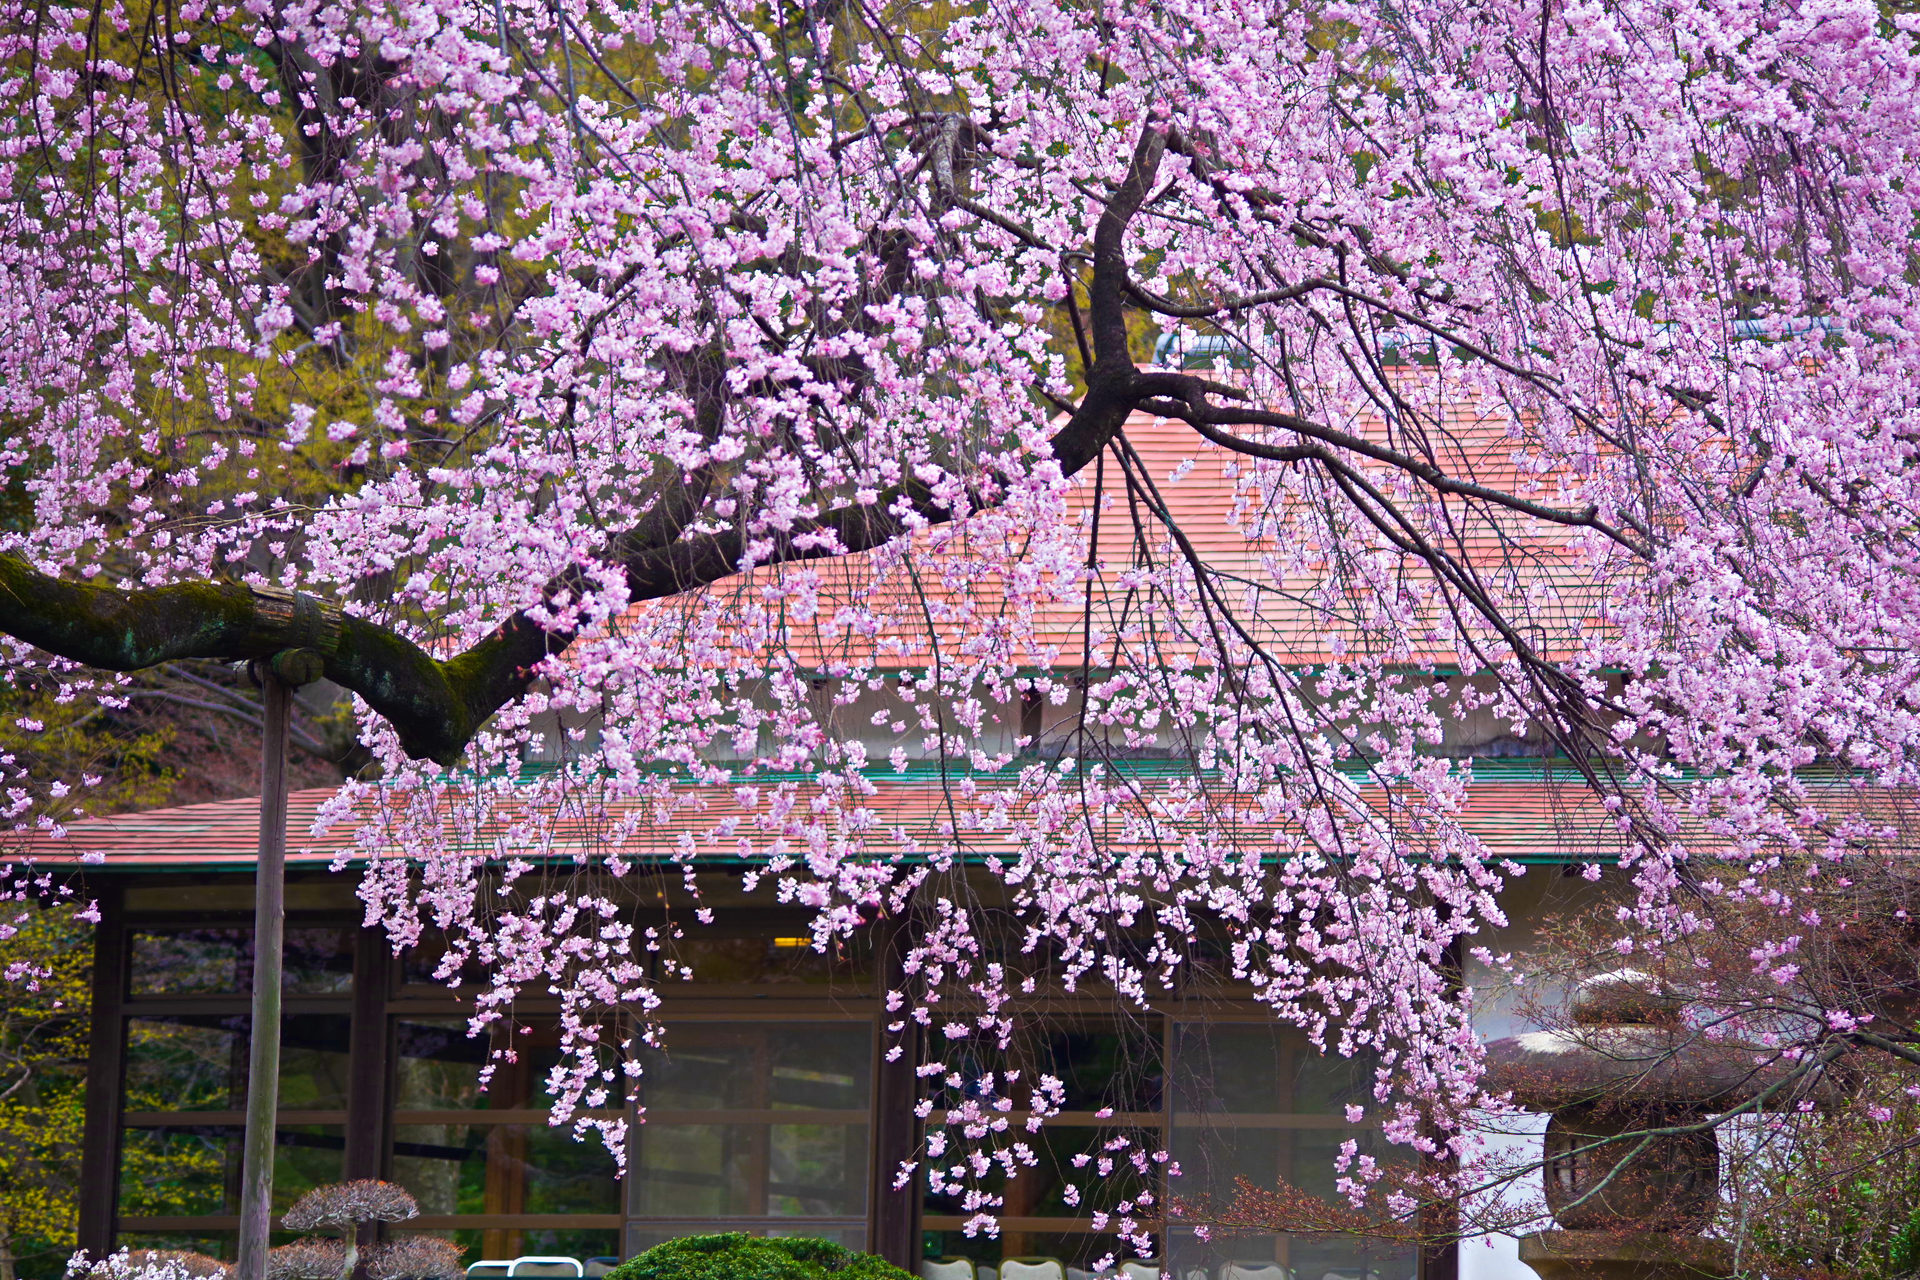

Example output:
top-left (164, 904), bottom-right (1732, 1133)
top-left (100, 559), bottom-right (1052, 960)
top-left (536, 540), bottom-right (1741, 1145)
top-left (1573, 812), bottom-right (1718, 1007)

top-left (5, 0), bottom-right (1920, 1258)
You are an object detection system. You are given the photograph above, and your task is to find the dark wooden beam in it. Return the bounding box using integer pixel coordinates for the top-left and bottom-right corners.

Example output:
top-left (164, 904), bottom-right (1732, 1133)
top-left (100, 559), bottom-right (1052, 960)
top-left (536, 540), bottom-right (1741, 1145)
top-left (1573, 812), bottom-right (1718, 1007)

top-left (78, 880), bottom-right (129, 1253)
top-left (345, 923), bottom-right (391, 1179)
top-left (1419, 934), bottom-right (1465, 1280)
top-left (867, 914), bottom-right (922, 1269)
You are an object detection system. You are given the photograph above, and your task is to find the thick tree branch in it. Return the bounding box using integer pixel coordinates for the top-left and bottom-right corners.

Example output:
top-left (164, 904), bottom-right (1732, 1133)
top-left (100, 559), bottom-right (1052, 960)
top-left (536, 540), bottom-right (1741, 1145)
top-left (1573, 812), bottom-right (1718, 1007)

top-left (0, 126), bottom-right (1292, 768)
top-left (0, 363), bottom-right (1146, 764)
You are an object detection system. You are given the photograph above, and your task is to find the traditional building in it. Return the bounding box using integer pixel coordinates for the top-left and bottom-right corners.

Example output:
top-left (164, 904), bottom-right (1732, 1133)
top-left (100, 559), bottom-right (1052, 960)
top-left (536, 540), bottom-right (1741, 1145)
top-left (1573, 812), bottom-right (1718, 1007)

top-left (52, 769), bottom-right (1602, 1280)
top-left (40, 406), bottom-right (1613, 1280)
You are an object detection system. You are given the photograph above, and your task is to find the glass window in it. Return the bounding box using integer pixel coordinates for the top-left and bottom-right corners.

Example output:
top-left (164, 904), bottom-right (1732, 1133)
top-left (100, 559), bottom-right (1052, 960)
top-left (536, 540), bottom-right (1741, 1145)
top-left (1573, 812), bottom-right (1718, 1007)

top-left (278, 1013), bottom-right (354, 1109)
top-left (922, 1125), bottom-right (1156, 1223)
top-left (282, 928), bottom-right (357, 994)
top-left (125, 1016), bottom-right (246, 1112)
top-left (386, 1016), bottom-right (626, 1262)
top-left (129, 926), bottom-right (355, 995)
top-left (397, 935), bottom-right (495, 993)
top-left (393, 1017), bottom-right (618, 1112)
top-left (392, 1123), bottom-right (620, 1216)
top-left (660, 933), bottom-right (874, 987)
top-left (630, 1119), bottom-right (870, 1218)
top-left (926, 1020), bottom-right (1162, 1119)
top-left (130, 929), bottom-right (249, 995)
top-left (124, 1014), bottom-right (352, 1111)
top-left (118, 1124), bottom-right (345, 1217)
top-left (393, 1018), bottom-right (493, 1111)
top-left (920, 1018), bottom-right (1165, 1271)
top-left (629, 1022), bottom-right (873, 1224)
top-left (1166, 1022), bottom-right (1416, 1280)
top-left (642, 1023), bottom-right (871, 1113)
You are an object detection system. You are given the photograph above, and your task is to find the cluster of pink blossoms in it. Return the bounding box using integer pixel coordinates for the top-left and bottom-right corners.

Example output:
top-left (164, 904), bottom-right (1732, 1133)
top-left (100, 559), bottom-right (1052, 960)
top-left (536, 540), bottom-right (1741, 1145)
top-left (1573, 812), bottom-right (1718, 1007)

top-left (5, 0), bottom-right (1920, 1250)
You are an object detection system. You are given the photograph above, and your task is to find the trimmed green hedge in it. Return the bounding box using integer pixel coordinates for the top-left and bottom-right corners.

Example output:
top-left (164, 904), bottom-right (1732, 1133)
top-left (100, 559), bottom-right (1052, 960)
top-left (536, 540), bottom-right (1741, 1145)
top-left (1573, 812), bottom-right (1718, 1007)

top-left (605, 1234), bottom-right (915, 1280)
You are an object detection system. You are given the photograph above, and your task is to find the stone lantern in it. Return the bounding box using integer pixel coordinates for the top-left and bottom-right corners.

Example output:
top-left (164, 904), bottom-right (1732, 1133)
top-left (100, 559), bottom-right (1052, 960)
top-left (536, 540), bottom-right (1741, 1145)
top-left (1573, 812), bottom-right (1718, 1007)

top-left (1483, 971), bottom-right (1784, 1280)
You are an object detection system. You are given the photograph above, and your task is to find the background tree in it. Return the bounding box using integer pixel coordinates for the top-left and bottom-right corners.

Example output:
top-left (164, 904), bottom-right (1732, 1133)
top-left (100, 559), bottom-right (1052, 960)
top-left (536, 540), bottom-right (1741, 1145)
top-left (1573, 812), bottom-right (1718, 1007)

top-left (0, 906), bottom-right (89, 1280)
top-left (2, 0), bottom-right (1920, 1259)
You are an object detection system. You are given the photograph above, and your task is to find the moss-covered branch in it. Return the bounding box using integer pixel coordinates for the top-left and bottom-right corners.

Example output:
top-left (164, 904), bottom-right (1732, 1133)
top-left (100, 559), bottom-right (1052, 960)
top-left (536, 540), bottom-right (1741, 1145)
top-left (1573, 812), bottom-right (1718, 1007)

top-left (0, 152), bottom-right (1158, 765)
top-left (0, 558), bottom-right (490, 764)
top-left (0, 386), bottom-right (1135, 765)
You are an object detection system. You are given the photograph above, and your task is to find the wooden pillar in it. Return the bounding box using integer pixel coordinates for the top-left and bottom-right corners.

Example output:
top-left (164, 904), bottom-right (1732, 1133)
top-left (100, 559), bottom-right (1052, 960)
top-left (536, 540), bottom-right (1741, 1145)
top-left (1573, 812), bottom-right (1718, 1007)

top-left (1419, 936), bottom-right (1463, 1280)
top-left (77, 879), bottom-right (127, 1256)
top-left (482, 1046), bottom-right (530, 1259)
top-left (867, 915), bottom-right (921, 1269)
top-left (344, 925), bottom-right (391, 1180)
top-left (344, 930), bottom-right (391, 1265)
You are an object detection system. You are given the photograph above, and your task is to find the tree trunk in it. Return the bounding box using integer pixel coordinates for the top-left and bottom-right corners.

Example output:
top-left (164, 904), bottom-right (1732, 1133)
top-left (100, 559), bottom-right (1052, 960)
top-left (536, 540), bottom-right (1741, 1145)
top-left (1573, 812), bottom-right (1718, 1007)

top-left (235, 670), bottom-right (291, 1280)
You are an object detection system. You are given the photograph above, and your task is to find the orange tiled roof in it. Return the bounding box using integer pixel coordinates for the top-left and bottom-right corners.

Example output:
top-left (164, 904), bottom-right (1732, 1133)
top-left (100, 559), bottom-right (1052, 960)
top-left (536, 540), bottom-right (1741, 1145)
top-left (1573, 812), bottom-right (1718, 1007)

top-left (616, 390), bottom-right (1605, 672)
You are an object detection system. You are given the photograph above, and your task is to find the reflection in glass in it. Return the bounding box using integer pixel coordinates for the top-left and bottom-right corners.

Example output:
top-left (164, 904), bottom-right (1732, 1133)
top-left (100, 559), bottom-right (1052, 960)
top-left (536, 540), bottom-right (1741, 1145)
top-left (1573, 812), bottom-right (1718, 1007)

top-left (923, 1122), bottom-right (1158, 1223)
top-left (1166, 1022), bottom-right (1415, 1280)
top-left (630, 1121), bottom-right (869, 1218)
top-left (928, 1021), bottom-right (1162, 1117)
top-left (398, 935), bottom-right (496, 991)
top-left (391, 1124), bottom-right (620, 1216)
top-left (125, 1016), bottom-right (246, 1111)
top-left (118, 1125), bottom-right (345, 1217)
top-left (282, 928), bottom-right (357, 993)
top-left (129, 926), bottom-right (354, 995)
top-left (661, 933), bottom-right (873, 987)
top-left (124, 1014), bottom-right (351, 1111)
top-left (393, 1018), bottom-right (614, 1111)
top-left (629, 1023), bottom-right (873, 1224)
top-left (130, 929), bottom-right (250, 995)
top-left (278, 1014), bottom-right (353, 1109)
top-left (393, 1018), bottom-right (492, 1110)
top-left (1170, 1021), bottom-right (1376, 1115)
top-left (640, 1023), bottom-right (871, 1112)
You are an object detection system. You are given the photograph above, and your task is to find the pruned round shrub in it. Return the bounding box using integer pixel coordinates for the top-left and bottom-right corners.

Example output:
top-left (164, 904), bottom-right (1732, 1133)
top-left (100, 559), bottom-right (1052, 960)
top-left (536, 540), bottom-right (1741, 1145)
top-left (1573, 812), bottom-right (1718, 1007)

top-left (606, 1234), bottom-right (913, 1280)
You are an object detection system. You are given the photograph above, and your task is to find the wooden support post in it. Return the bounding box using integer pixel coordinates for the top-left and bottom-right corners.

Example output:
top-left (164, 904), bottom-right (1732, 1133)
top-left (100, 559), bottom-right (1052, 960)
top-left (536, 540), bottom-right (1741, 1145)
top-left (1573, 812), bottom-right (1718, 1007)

top-left (1420, 935), bottom-right (1464, 1280)
top-left (76, 881), bottom-right (127, 1256)
top-left (868, 914), bottom-right (921, 1269)
top-left (344, 929), bottom-right (391, 1181)
top-left (344, 932), bottom-right (392, 1264)
top-left (235, 667), bottom-right (292, 1280)
top-left (235, 650), bottom-right (322, 1280)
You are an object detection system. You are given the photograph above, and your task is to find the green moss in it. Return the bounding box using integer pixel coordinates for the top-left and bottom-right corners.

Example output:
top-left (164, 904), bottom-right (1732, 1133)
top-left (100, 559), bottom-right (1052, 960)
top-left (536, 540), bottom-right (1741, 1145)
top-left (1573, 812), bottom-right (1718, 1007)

top-left (606, 1235), bottom-right (914, 1280)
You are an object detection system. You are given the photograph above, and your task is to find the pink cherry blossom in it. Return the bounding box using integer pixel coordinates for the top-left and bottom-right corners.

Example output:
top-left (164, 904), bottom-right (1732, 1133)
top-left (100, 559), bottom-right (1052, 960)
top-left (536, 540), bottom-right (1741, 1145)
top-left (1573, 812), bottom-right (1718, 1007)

top-left (3, 0), bottom-right (1919, 1252)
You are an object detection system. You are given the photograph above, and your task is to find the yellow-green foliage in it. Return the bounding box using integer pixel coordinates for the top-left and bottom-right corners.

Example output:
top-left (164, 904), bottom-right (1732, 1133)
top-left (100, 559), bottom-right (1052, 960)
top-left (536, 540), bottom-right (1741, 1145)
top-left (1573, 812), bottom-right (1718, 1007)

top-left (0, 684), bottom-right (177, 1279)
top-left (0, 908), bottom-right (90, 1280)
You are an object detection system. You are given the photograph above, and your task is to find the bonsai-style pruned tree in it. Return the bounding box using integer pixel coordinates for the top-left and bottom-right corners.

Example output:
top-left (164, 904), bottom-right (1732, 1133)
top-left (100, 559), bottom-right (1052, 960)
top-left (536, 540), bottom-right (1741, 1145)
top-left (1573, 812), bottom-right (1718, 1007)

top-left (267, 1181), bottom-right (463, 1280)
